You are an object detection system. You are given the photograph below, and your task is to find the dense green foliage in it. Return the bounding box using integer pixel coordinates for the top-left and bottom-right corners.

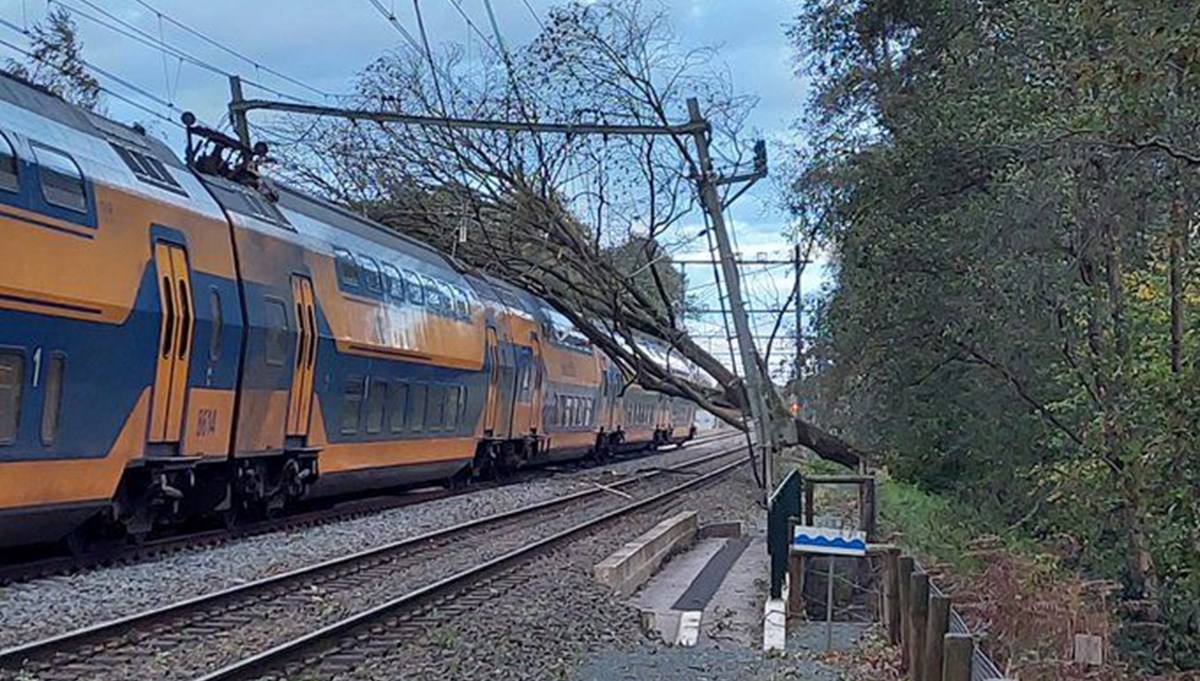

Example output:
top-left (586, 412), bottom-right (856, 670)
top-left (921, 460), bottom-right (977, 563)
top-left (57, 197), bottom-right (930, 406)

top-left (877, 478), bottom-right (999, 575)
top-left (791, 1), bottom-right (1200, 670)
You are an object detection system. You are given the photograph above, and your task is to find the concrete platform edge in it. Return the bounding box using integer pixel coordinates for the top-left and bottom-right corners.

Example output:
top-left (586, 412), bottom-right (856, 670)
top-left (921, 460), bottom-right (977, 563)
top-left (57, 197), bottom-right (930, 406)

top-left (593, 511), bottom-right (699, 596)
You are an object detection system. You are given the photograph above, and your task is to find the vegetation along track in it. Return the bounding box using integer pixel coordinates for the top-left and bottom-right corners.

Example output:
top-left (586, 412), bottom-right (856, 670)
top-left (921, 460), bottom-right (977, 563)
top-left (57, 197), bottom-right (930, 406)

top-left (0, 442), bottom-right (747, 681)
top-left (0, 430), bottom-right (739, 587)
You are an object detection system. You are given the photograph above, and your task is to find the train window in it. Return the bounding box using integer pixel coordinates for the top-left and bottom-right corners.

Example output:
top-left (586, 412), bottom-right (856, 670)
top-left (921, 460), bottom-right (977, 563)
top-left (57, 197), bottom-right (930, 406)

top-left (408, 383), bottom-right (427, 431)
top-left (241, 190), bottom-right (290, 227)
top-left (390, 381), bottom-right (409, 432)
top-left (360, 256), bottom-right (383, 293)
top-left (427, 384), bottom-right (447, 430)
top-left (422, 277), bottom-right (444, 313)
top-left (209, 289), bottom-right (223, 362)
top-left (334, 249), bottom-right (360, 288)
top-left (518, 362), bottom-right (532, 401)
top-left (0, 131), bottom-right (17, 192)
top-left (436, 282), bottom-right (455, 316)
top-left (445, 386), bottom-right (460, 430)
top-left (111, 143), bottom-right (184, 193)
top-left (40, 353), bottom-right (65, 446)
top-left (365, 379), bottom-right (387, 434)
top-left (381, 264), bottom-right (404, 303)
top-left (402, 270), bottom-right (424, 305)
top-left (263, 298), bottom-right (290, 367)
top-left (460, 289), bottom-right (473, 319)
top-left (0, 351), bottom-right (23, 445)
top-left (434, 281), bottom-right (451, 313)
top-left (341, 377), bottom-right (365, 434)
top-left (31, 143), bottom-right (86, 212)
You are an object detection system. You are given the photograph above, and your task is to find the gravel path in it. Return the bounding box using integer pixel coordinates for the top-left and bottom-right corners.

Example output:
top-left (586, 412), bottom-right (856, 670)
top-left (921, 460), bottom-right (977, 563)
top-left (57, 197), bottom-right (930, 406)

top-left (0, 436), bottom-right (738, 650)
top-left (329, 460), bottom-right (789, 681)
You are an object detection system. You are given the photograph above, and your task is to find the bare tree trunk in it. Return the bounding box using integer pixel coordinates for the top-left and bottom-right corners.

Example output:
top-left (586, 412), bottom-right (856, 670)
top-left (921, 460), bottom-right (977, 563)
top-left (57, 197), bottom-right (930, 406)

top-left (1170, 194), bottom-right (1185, 374)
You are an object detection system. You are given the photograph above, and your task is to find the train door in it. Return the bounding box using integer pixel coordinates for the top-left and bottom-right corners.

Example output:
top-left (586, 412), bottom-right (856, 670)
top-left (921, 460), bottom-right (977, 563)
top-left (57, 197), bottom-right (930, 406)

top-left (509, 344), bottom-right (531, 435)
top-left (483, 326), bottom-right (501, 436)
top-left (286, 275), bottom-right (318, 438)
top-left (529, 333), bottom-right (544, 433)
top-left (149, 242), bottom-right (195, 444)
top-left (605, 367), bottom-right (620, 429)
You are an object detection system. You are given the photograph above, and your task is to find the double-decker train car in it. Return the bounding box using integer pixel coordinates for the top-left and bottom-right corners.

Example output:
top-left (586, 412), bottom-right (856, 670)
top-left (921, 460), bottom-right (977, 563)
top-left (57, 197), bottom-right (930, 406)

top-left (0, 71), bottom-right (696, 551)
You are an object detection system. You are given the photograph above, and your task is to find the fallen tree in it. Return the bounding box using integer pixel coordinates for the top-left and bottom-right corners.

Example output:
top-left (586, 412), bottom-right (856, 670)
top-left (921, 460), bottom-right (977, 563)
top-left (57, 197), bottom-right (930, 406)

top-left (265, 0), bottom-right (866, 470)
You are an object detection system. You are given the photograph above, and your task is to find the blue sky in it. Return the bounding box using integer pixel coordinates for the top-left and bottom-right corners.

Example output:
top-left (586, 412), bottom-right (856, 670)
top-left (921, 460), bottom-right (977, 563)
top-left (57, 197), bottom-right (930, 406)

top-left (0, 0), bottom-right (824, 380)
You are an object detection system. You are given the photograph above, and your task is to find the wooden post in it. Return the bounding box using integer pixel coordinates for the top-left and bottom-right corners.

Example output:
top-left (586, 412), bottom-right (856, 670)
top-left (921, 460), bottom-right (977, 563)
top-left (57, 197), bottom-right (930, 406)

top-left (786, 517), bottom-right (804, 616)
top-left (787, 552), bottom-right (805, 616)
top-left (804, 479), bottom-right (815, 525)
top-left (923, 593), bottom-right (951, 681)
top-left (909, 572), bottom-right (930, 680)
top-left (862, 477), bottom-right (878, 541)
top-left (942, 633), bottom-right (974, 681)
top-left (884, 548), bottom-right (901, 645)
top-left (898, 556), bottom-right (915, 670)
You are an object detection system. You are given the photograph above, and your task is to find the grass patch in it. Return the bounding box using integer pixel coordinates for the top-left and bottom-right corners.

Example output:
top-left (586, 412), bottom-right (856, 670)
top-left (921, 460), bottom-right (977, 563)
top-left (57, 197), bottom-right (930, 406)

top-left (877, 477), bottom-right (1001, 573)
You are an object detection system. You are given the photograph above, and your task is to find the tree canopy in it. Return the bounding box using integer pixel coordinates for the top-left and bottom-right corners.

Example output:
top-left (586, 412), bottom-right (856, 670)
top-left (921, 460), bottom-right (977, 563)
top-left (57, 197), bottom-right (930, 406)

top-left (791, 0), bottom-right (1200, 670)
top-left (6, 8), bottom-right (101, 112)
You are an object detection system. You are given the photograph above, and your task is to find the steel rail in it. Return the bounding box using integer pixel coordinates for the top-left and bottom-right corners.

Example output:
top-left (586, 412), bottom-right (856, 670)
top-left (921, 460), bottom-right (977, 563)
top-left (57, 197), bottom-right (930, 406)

top-left (0, 441), bottom-right (744, 673)
top-left (0, 430), bottom-right (737, 586)
top-left (195, 455), bottom-right (747, 681)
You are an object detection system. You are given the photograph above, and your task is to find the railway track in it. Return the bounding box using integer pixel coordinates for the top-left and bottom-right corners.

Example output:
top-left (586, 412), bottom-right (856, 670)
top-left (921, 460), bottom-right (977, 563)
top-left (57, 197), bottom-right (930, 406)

top-left (0, 430), bottom-right (740, 587)
top-left (0, 442), bottom-right (748, 681)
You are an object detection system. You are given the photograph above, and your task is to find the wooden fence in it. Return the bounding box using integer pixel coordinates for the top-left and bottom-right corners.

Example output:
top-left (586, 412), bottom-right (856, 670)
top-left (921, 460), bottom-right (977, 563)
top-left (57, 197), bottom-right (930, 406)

top-left (883, 549), bottom-right (1008, 680)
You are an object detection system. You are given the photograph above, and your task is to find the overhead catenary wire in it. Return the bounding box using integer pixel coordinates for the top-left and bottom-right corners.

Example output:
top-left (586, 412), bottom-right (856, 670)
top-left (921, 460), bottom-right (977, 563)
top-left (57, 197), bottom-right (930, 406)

top-left (130, 0), bottom-right (332, 100)
top-left (520, 0), bottom-right (545, 31)
top-left (364, 0), bottom-right (463, 102)
top-left (0, 29), bottom-right (187, 129)
top-left (444, 0), bottom-right (504, 60)
top-left (47, 0), bottom-right (310, 104)
top-left (410, 0), bottom-right (447, 112)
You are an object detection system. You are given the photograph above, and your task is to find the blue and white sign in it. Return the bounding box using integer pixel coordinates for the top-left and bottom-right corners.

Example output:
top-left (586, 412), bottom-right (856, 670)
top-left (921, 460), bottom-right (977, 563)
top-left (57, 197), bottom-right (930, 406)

top-left (792, 525), bottom-right (867, 557)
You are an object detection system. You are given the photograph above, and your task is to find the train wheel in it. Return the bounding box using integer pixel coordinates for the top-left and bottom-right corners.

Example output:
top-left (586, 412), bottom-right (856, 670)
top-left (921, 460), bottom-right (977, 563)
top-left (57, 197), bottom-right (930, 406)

top-left (63, 518), bottom-right (124, 557)
top-left (445, 466), bottom-right (471, 490)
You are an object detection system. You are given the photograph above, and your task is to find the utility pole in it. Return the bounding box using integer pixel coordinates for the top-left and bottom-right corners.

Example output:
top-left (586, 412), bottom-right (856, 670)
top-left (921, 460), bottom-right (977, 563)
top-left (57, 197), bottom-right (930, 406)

top-left (228, 75), bottom-right (251, 148)
top-left (686, 98), bottom-right (778, 491)
top-left (794, 243), bottom-right (803, 417)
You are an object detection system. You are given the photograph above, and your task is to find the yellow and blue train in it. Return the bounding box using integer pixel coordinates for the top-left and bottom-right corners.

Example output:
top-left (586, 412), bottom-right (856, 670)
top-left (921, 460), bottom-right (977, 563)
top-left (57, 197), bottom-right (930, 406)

top-left (0, 72), bottom-right (697, 550)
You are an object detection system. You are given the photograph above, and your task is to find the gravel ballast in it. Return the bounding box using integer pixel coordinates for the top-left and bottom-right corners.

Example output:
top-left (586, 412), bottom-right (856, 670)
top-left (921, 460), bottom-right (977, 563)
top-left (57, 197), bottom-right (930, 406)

top-left (321, 460), bottom-right (834, 681)
top-left (0, 435), bottom-right (740, 650)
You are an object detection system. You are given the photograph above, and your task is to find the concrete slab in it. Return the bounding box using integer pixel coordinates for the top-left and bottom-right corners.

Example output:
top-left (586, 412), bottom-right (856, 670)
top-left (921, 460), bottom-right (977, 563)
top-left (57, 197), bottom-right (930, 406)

top-left (632, 538), bottom-right (726, 611)
top-left (633, 538), bottom-right (725, 644)
top-left (702, 535), bottom-right (771, 650)
top-left (673, 537), bottom-right (751, 611)
top-left (698, 521), bottom-right (743, 539)
top-left (594, 511), bottom-right (699, 597)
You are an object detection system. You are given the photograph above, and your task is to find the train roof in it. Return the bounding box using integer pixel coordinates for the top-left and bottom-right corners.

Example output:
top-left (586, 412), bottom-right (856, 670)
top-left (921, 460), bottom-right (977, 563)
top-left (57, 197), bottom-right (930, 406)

top-left (0, 71), bottom-right (186, 171)
top-left (0, 71), bottom-right (227, 220)
top-left (274, 184), bottom-right (456, 269)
